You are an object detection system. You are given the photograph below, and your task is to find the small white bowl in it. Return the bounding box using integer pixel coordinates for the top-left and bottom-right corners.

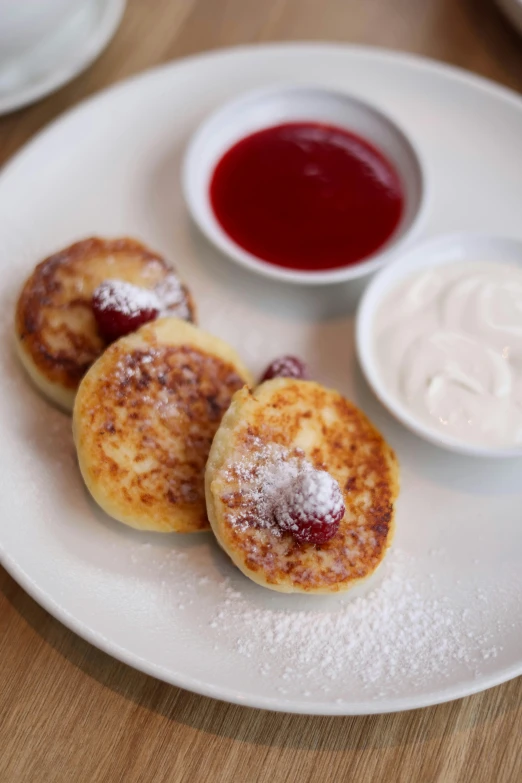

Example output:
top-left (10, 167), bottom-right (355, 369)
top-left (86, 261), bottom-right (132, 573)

top-left (182, 85), bottom-right (426, 285)
top-left (356, 232), bottom-right (522, 459)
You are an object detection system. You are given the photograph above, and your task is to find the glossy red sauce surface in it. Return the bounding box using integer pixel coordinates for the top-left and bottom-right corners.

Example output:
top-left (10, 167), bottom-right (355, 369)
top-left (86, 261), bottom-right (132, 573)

top-left (210, 122), bottom-right (404, 272)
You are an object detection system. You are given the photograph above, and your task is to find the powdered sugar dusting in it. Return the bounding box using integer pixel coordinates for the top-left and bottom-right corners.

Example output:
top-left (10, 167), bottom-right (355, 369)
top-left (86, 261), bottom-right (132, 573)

top-left (222, 442), bottom-right (344, 544)
top-left (205, 548), bottom-right (520, 696)
top-left (94, 271), bottom-right (190, 322)
top-left (113, 348), bottom-right (160, 385)
top-left (117, 537), bottom-right (521, 702)
top-left (223, 442), bottom-right (331, 535)
top-left (276, 469), bottom-right (344, 532)
top-left (94, 279), bottom-right (160, 316)
top-left (156, 272), bottom-right (190, 319)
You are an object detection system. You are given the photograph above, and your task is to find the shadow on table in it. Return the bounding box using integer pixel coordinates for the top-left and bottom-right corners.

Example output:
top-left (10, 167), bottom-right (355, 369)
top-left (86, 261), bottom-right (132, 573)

top-left (460, 0), bottom-right (522, 92)
top-left (3, 573), bottom-right (520, 753)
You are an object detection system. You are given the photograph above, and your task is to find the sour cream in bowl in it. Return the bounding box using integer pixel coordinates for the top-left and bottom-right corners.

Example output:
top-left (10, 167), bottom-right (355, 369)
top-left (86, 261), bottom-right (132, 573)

top-left (356, 233), bottom-right (522, 458)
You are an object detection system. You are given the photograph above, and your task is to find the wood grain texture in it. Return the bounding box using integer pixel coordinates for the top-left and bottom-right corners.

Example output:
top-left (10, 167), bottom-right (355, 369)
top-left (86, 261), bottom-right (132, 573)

top-left (1, 1), bottom-right (522, 781)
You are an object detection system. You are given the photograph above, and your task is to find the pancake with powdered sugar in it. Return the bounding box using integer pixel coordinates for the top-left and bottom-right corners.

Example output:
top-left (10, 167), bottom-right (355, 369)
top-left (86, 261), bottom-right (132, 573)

top-left (15, 237), bottom-right (196, 411)
top-left (73, 318), bottom-right (252, 533)
top-left (205, 378), bottom-right (399, 593)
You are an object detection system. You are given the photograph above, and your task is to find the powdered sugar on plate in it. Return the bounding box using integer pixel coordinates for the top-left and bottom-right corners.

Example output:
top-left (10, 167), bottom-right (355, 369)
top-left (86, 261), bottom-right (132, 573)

top-left (120, 536), bottom-right (521, 702)
top-left (204, 547), bottom-right (521, 697)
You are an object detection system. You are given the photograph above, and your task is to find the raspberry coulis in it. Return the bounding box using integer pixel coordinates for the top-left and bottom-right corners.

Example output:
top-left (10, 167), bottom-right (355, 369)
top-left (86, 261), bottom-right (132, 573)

top-left (210, 122), bottom-right (404, 272)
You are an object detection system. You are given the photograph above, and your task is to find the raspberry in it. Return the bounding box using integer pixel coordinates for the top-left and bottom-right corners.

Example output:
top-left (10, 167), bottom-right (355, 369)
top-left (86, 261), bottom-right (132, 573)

top-left (92, 279), bottom-right (160, 342)
top-left (261, 355), bottom-right (309, 382)
top-left (274, 468), bottom-right (344, 545)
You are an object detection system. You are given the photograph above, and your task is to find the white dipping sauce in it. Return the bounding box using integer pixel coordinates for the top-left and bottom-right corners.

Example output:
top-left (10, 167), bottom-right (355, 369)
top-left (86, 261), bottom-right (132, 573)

top-left (375, 261), bottom-right (522, 447)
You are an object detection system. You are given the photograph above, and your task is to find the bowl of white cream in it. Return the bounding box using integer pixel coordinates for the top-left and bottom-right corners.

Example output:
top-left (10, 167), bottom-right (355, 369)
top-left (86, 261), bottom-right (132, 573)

top-left (356, 233), bottom-right (522, 457)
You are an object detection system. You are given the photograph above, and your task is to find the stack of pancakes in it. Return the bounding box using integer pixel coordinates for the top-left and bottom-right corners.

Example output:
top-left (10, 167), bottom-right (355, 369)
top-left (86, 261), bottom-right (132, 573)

top-left (16, 237), bottom-right (399, 593)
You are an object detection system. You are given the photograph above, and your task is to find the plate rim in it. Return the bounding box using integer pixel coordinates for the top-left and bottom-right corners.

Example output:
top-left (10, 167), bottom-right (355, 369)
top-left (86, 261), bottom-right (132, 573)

top-left (3, 41), bottom-right (522, 178)
top-left (1, 42), bottom-right (522, 715)
top-left (3, 543), bottom-right (522, 715)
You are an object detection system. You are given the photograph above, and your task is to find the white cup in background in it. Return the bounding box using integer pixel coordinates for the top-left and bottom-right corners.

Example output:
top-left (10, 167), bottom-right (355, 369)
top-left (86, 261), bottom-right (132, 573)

top-left (0, 0), bottom-right (88, 67)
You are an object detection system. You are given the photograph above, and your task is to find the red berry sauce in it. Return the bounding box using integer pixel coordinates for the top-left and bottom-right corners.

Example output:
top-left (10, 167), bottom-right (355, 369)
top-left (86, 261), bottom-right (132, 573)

top-left (210, 122), bottom-right (404, 272)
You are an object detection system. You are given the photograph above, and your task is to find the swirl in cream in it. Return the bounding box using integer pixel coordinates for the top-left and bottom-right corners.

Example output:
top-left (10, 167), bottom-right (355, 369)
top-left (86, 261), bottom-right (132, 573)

top-left (375, 262), bottom-right (522, 447)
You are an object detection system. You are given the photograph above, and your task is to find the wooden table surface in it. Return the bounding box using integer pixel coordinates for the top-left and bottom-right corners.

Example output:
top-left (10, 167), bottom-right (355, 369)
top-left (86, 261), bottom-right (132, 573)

top-left (2, 1), bottom-right (522, 781)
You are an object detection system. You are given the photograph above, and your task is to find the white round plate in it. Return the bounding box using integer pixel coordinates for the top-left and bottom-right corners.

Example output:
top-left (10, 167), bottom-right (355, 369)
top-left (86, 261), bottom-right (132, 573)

top-left (1, 45), bottom-right (522, 716)
top-left (0, 0), bottom-right (126, 116)
top-left (182, 85), bottom-right (425, 285)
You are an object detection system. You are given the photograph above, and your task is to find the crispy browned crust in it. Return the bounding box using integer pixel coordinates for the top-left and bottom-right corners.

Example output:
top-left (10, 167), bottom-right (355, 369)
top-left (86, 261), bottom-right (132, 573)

top-left (73, 319), bottom-right (251, 533)
top-left (15, 237), bottom-right (196, 394)
top-left (206, 380), bottom-right (399, 593)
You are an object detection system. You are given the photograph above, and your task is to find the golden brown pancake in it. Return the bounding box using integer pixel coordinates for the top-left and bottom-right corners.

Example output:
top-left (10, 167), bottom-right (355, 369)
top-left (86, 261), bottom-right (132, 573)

top-left (73, 318), bottom-right (252, 533)
top-left (206, 379), bottom-right (399, 593)
top-left (15, 237), bottom-right (196, 411)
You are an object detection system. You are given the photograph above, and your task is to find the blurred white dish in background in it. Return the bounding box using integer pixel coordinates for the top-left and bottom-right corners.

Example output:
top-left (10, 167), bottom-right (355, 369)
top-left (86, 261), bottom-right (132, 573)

top-left (0, 0), bottom-right (125, 115)
top-left (183, 86), bottom-right (426, 285)
top-left (0, 0), bottom-right (86, 65)
top-left (357, 233), bottom-right (522, 458)
top-left (496, 0), bottom-right (522, 36)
